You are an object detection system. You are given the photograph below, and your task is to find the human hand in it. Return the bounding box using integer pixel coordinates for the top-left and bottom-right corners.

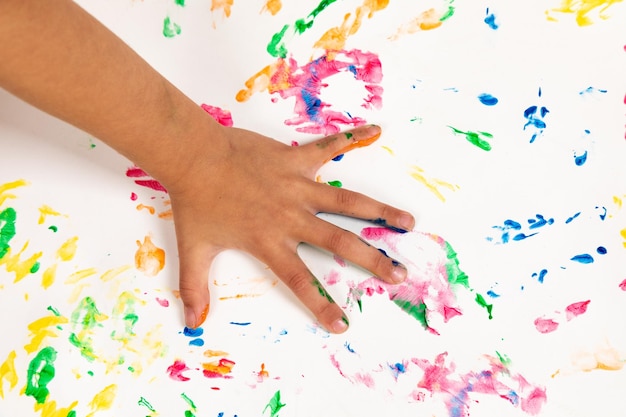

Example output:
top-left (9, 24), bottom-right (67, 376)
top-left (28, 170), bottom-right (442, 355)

top-left (168, 124), bottom-right (415, 333)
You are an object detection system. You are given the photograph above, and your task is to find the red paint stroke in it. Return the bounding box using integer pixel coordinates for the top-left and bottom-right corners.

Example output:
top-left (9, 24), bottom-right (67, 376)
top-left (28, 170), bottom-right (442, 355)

top-left (202, 358), bottom-right (235, 378)
top-left (200, 104), bottom-right (234, 127)
top-left (167, 360), bottom-right (191, 381)
top-left (125, 166), bottom-right (167, 193)
top-left (155, 297), bottom-right (170, 307)
top-left (534, 317), bottom-right (559, 334)
top-left (619, 278), bottom-right (626, 291)
top-left (565, 300), bottom-right (590, 321)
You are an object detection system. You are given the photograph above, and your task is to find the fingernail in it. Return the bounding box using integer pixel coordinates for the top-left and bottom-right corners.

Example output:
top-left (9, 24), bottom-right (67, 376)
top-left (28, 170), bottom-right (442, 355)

top-left (331, 316), bottom-right (349, 333)
top-left (357, 124), bottom-right (381, 139)
top-left (399, 213), bottom-right (415, 232)
top-left (186, 304), bottom-right (209, 329)
top-left (196, 304), bottom-right (209, 327)
top-left (391, 260), bottom-right (407, 283)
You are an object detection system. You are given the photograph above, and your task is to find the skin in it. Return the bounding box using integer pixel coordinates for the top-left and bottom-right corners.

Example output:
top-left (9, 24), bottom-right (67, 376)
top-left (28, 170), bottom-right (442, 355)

top-left (0, 0), bottom-right (415, 333)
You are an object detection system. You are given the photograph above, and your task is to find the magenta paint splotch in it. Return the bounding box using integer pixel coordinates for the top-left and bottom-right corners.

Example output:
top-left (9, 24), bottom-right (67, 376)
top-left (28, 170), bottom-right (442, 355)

top-left (167, 359), bottom-right (191, 381)
top-left (534, 317), bottom-right (559, 334)
top-left (126, 166), bottom-right (167, 193)
top-left (200, 104), bottom-right (234, 127)
top-left (565, 300), bottom-right (590, 320)
top-left (265, 49), bottom-right (383, 135)
top-left (349, 231), bottom-right (471, 333)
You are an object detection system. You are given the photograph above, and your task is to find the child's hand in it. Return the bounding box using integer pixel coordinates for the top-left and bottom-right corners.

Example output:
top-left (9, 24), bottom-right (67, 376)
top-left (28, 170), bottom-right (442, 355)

top-left (168, 124), bottom-right (415, 333)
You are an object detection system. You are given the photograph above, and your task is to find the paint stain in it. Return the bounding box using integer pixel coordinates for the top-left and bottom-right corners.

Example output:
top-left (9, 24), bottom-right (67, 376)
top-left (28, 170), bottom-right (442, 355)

top-left (202, 358), bottom-right (235, 378)
top-left (200, 104), bottom-right (234, 127)
top-left (87, 384), bottom-right (117, 417)
top-left (135, 236), bottom-right (165, 276)
top-left (163, 16), bottom-right (181, 38)
top-left (534, 317), bottom-right (559, 334)
top-left (237, 50), bottom-right (383, 135)
top-left (126, 166), bottom-right (167, 193)
top-left (574, 150), bottom-right (588, 166)
top-left (0, 350), bottom-right (18, 398)
top-left (261, 0), bottom-right (282, 15)
top-left (448, 126), bottom-right (493, 151)
top-left (475, 293), bottom-right (494, 319)
top-left (167, 360), bottom-right (191, 381)
top-left (546, 0), bottom-right (623, 26)
top-left (523, 104), bottom-right (549, 143)
top-left (409, 165), bottom-right (459, 202)
top-left (389, 6), bottom-right (452, 40)
top-left (571, 253), bottom-right (594, 264)
top-left (565, 300), bottom-right (590, 320)
top-left (484, 8), bottom-right (499, 29)
top-left (478, 93), bottom-right (499, 105)
top-left (25, 346), bottom-right (57, 404)
top-left (571, 345), bottom-right (624, 371)
top-left (263, 390), bottom-right (286, 417)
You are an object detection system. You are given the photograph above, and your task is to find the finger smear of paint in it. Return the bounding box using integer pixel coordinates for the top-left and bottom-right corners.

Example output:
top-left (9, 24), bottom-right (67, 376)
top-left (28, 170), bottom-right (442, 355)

top-left (135, 236), bottom-right (165, 276)
top-left (264, 390), bottom-right (286, 417)
top-left (484, 8), bottom-right (499, 29)
top-left (534, 317), bottom-right (559, 334)
top-left (25, 347), bottom-right (57, 404)
top-left (565, 300), bottom-right (590, 320)
top-left (202, 358), bottom-right (235, 378)
top-left (571, 253), bottom-right (594, 264)
top-left (167, 360), bottom-right (191, 381)
top-left (448, 126), bottom-right (493, 151)
top-left (478, 93), bottom-right (499, 105)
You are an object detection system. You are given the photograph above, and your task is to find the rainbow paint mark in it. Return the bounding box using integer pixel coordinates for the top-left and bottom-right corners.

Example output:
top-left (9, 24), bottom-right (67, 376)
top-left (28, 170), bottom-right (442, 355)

top-left (135, 236), bottom-right (165, 277)
top-left (237, 50), bottom-right (383, 135)
top-left (546, 0), bottom-right (624, 26)
top-left (349, 231), bottom-right (471, 334)
top-left (448, 126), bottom-right (493, 151)
top-left (263, 390), bottom-right (286, 417)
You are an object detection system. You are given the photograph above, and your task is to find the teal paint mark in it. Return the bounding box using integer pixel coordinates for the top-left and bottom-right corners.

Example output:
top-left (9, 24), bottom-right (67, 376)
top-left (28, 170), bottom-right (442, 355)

top-left (448, 126), bottom-right (493, 151)
top-left (475, 293), bottom-right (493, 319)
top-left (312, 275), bottom-right (335, 304)
top-left (163, 16), bottom-right (181, 38)
top-left (264, 390), bottom-right (286, 417)
top-left (266, 0), bottom-right (338, 58)
top-left (25, 346), bottom-right (57, 404)
top-left (327, 180), bottom-right (343, 188)
top-left (393, 299), bottom-right (429, 330)
top-left (444, 241), bottom-right (469, 288)
top-left (0, 207), bottom-right (17, 259)
top-left (138, 396), bottom-right (156, 412)
top-left (48, 225), bottom-right (58, 232)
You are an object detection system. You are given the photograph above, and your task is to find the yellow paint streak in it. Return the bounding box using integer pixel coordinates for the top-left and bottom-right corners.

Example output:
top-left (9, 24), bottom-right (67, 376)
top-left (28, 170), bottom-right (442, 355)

top-left (390, 8), bottom-right (443, 40)
top-left (38, 205), bottom-right (64, 225)
top-left (135, 236), bottom-right (165, 276)
top-left (614, 195), bottom-right (623, 209)
top-left (621, 228), bottom-right (626, 248)
top-left (67, 283), bottom-right (91, 304)
top-left (381, 145), bottom-right (394, 155)
top-left (0, 179), bottom-right (28, 207)
top-left (0, 242), bottom-right (43, 283)
top-left (41, 264), bottom-right (57, 289)
top-left (65, 267), bottom-right (98, 284)
top-left (547, 0), bottom-right (623, 26)
top-left (409, 165), bottom-right (459, 202)
top-left (24, 315), bottom-right (68, 354)
top-left (261, 0), bottom-right (282, 15)
top-left (219, 293), bottom-right (263, 300)
top-left (100, 265), bottom-right (132, 282)
top-left (86, 384), bottom-right (117, 417)
top-left (57, 236), bottom-right (78, 262)
top-left (0, 350), bottom-right (18, 399)
top-left (34, 400), bottom-right (79, 417)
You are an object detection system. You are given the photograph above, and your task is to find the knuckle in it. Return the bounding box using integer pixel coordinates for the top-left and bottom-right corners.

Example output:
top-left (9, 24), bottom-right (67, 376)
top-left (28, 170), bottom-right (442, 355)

top-left (283, 269), bottom-right (312, 296)
top-left (325, 229), bottom-right (350, 254)
top-left (335, 189), bottom-right (359, 209)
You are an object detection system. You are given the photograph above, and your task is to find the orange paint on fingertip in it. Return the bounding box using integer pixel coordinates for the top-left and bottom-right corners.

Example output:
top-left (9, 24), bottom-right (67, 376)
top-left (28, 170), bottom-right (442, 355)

top-left (196, 304), bottom-right (209, 328)
top-left (330, 128), bottom-right (381, 160)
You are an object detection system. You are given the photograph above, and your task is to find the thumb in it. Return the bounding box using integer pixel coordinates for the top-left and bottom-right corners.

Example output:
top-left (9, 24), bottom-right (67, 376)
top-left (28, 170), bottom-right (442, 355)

top-left (177, 245), bottom-right (216, 328)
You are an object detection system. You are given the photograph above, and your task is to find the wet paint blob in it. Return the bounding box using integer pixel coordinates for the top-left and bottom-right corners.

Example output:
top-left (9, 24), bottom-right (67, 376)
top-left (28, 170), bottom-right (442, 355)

top-left (574, 150), bottom-right (588, 166)
top-left (484, 8), bottom-right (499, 30)
top-left (25, 346), bottom-right (57, 404)
top-left (478, 93), bottom-right (499, 106)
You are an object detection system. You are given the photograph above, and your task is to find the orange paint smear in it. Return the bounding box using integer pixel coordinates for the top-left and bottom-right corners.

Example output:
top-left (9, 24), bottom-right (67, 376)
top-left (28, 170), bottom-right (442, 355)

top-left (331, 129), bottom-right (381, 159)
top-left (135, 236), bottom-right (165, 276)
top-left (202, 358), bottom-right (235, 378)
top-left (261, 0), bottom-right (282, 15)
top-left (204, 349), bottom-right (229, 358)
top-left (218, 293), bottom-right (263, 301)
top-left (390, 8), bottom-right (443, 40)
top-left (136, 204), bottom-right (155, 215)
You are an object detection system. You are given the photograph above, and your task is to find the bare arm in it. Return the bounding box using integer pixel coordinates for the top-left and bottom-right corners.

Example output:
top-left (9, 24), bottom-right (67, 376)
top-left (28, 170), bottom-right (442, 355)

top-left (0, 0), bottom-right (415, 333)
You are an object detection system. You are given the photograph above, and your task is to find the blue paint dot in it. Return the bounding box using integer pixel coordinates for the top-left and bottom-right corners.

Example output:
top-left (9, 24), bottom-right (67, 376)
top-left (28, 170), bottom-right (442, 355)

top-left (183, 326), bottom-right (204, 337)
top-left (486, 290), bottom-right (500, 298)
top-left (597, 246), bottom-right (607, 255)
top-left (571, 254), bottom-right (594, 264)
top-left (189, 338), bottom-right (205, 346)
top-left (478, 93), bottom-right (499, 106)
top-left (484, 13), bottom-right (499, 30)
top-left (332, 153), bottom-right (345, 161)
top-left (574, 150), bottom-right (588, 166)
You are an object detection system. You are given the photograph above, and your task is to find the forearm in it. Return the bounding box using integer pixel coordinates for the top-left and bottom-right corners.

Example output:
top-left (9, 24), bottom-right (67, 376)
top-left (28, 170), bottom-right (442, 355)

top-left (0, 0), bottom-right (226, 189)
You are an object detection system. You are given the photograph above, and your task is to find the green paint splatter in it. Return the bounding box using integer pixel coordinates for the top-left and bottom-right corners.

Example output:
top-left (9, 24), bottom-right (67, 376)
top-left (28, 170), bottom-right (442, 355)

top-left (175, 0), bottom-right (185, 6)
top-left (0, 207), bottom-right (17, 259)
top-left (87, 370), bottom-right (94, 376)
top-left (496, 351), bottom-right (512, 367)
top-left (68, 333), bottom-right (97, 361)
top-left (181, 392), bottom-right (196, 410)
top-left (267, 0), bottom-right (338, 58)
top-left (48, 225), bottom-right (58, 232)
top-left (440, 0), bottom-right (456, 21)
top-left (184, 411), bottom-right (196, 417)
top-left (163, 16), bottom-right (181, 38)
top-left (312, 276), bottom-right (335, 304)
top-left (25, 346), bottom-right (57, 404)
top-left (345, 132), bottom-right (353, 139)
top-left (67, 411), bottom-right (76, 417)
top-left (127, 366), bottom-right (135, 372)
top-left (443, 241), bottom-right (469, 288)
top-left (267, 24), bottom-right (289, 58)
top-left (30, 261), bottom-right (41, 273)
top-left (475, 293), bottom-right (493, 319)
top-left (264, 390), bottom-right (286, 417)
top-left (327, 180), bottom-right (343, 188)
top-left (448, 126), bottom-right (493, 151)
top-left (47, 306), bottom-right (61, 316)
top-left (138, 396), bottom-right (156, 412)
top-left (393, 299), bottom-right (429, 330)
top-left (71, 297), bottom-right (104, 328)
